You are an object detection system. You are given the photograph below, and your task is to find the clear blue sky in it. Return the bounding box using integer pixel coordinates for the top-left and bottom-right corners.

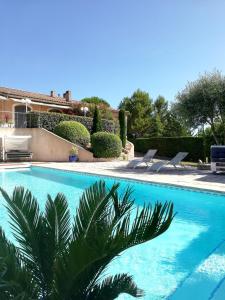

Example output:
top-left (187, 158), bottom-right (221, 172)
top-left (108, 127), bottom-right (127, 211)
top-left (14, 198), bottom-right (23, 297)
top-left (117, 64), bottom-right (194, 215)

top-left (1, 0), bottom-right (225, 108)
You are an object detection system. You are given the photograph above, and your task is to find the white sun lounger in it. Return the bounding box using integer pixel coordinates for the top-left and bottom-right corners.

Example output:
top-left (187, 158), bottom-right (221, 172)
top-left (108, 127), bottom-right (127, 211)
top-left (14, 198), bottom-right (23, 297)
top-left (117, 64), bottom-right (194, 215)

top-left (148, 152), bottom-right (188, 172)
top-left (127, 149), bottom-right (157, 169)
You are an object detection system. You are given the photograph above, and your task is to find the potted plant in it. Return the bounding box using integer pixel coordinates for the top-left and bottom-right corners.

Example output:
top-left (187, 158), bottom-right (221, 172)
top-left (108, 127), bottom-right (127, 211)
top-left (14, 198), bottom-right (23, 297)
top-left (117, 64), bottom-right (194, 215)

top-left (69, 146), bottom-right (78, 162)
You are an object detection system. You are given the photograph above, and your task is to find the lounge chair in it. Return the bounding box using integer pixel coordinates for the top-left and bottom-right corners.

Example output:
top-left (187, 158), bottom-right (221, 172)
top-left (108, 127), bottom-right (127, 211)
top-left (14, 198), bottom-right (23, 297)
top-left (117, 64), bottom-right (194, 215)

top-left (148, 152), bottom-right (188, 172)
top-left (4, 135), bottom-right (33, 161)
top-left (127, 149), bottom-right (157, 169)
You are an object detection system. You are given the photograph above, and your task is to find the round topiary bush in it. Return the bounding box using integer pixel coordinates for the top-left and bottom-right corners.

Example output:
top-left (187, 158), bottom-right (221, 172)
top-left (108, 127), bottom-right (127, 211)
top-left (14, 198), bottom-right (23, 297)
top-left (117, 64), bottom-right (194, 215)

top-left (91, 132), bottom-right (122, 158)
top-left (54, 121), bottom-right (90, 147)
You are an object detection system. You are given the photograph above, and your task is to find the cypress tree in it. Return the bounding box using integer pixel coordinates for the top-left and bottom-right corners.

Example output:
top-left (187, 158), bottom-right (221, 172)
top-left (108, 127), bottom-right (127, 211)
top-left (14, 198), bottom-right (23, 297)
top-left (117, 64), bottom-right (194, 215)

top-left (92, 106), bottom-right (103, 134)
top-left (119, 109), bottom-right (127, 148)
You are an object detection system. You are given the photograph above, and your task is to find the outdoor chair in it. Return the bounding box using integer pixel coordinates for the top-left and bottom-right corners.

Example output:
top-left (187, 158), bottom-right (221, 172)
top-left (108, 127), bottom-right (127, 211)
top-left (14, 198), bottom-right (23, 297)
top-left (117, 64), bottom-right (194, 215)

top-left (127, 149), bottom-right (157, 169)
top-left (148, 152), bottom-right (188, 172)
top-left (4, 135), bottom-right (33, 161)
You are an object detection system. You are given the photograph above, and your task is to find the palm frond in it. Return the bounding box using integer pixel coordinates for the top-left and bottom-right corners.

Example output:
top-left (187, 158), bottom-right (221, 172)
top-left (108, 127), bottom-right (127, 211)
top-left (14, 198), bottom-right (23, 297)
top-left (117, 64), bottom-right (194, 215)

top-left (0, 187), bottom-right (50, 293)
top-left (0, 181), bottom-right (174, 300)
top-left (110, 201), bottom-right (174, 253)
top-left (54, 182), bottom-right (121, 298)
top-left (56, 182), bottom-right (174, 299)
top-left (87, 273), bottom-right (143, 299)
top-left (72, 180), bottom-right (119, 241)
top-left (0, 227), bottom-right (39, 299)
top-left (0, 187), bottom-right (41, 259)
top-left (45, 193), bottom-right (71, 252)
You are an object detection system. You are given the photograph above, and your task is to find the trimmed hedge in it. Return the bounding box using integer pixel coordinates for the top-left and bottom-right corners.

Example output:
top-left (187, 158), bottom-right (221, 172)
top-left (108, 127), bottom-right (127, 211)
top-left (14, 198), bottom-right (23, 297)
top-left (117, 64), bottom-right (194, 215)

top-left (91, 132), bottom-right (122, 158)
top-left (27, 111), bottom-right (117, 133)
top-left (54, 121), bottom-right (90, 147)
top-left (134, 137), bottom-right (205, 161)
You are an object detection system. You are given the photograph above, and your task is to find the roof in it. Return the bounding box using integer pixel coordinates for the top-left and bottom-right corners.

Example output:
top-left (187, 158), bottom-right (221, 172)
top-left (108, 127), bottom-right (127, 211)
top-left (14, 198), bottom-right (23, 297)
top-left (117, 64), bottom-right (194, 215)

top-left (0, 86), bottom-right (79, 106)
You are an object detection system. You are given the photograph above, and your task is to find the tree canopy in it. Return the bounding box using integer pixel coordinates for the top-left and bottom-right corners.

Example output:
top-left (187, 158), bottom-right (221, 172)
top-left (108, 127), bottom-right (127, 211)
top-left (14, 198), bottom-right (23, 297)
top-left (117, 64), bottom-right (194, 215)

top-left (153, 95), bottom-right (168, 121)
top-left (81, 96), bottom-right (111, 108)
top-left (119, 89), bottom-right (153, 137)
top-left (175, 70), bottom-right (225, 144)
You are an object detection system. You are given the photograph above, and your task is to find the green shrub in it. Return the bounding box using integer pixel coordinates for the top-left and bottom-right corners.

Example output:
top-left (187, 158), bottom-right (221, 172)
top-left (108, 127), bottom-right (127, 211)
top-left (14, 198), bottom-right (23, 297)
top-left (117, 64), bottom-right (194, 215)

top-left (27, 111), bottom-right (117, 133)
top-left (134, 137), bottom-right (205, 161)
top-left (119, 109), bottom-right (127, 148)
top-left (92, 106), bottom-right (103, 134)
top-left (54, 121), bottom-right (90, 147)
top-left (91, 132), bottom-right (122, 158)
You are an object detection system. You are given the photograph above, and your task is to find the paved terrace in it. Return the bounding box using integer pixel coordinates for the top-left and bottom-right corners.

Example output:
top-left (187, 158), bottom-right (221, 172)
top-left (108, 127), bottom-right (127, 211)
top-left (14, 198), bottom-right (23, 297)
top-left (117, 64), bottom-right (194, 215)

top-left (33, 160), bottom-right (225, 193)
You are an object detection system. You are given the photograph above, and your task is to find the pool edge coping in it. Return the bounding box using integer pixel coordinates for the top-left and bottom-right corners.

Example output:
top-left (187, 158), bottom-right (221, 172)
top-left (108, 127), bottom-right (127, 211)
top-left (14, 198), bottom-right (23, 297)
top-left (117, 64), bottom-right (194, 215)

top-left (30, 164), bottom-right (225, 196)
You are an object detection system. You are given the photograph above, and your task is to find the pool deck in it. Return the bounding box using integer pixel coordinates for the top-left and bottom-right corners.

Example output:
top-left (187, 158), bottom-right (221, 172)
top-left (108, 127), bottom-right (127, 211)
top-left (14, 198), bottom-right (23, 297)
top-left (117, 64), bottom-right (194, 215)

top-left (32, 160), bottom-right (225, 193)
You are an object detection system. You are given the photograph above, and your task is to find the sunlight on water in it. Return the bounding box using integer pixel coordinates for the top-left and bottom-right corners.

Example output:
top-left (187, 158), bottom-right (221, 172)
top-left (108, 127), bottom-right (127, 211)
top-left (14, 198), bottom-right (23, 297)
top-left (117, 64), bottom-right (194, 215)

top-left (0, 166), bottom-right (225, 299)
top-left (113, 219), bottom-right (207, 300)
top-left (197, 254), bottom-right (225, 280)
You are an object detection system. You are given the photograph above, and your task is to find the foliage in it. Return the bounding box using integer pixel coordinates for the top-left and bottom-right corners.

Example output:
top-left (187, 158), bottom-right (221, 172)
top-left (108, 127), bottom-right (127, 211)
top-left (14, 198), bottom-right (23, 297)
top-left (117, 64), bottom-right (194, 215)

top-left (54, 121), bottom-right (90, 147)
top-left (119, 89), bottom-right (153, 138)
top-left (27, 111), bottom-right (117, 134)
top-left (81, 96), bottom-right (110, 108)
top-left (72, 103), bottom-right (114, 120)
top-left (0, 182), bottom-right (174, 299)
top-left (91, 132), bottom-right (122, 158)
top-left (163, 112), bottom-right (190, 137)
top-left (92, 106), bottom-right (103, 134)
top-left (119, 109), bottom-right (127, 148)
top-left (148, 114), bottom-right (164, 137)
top-left (118, 91), bottom-right (188, 138)
top-left (150, 96), bottom-right (189, 137)
top-left (198, 122), bottom-right (224, 158)
top-left (175, 70), bottom-right (225, 144)
top-left (70, 146), bottom-right (78, 155)
top-left (153, 95), bottom-right (168, 121)
top-left (134, 137), bottom-right (205, 161)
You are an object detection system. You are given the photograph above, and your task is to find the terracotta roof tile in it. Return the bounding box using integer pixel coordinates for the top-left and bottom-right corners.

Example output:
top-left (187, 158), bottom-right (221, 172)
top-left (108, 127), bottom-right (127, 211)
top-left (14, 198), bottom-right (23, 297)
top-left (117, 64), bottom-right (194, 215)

top-left (0, 86), bottom-right (79, 106)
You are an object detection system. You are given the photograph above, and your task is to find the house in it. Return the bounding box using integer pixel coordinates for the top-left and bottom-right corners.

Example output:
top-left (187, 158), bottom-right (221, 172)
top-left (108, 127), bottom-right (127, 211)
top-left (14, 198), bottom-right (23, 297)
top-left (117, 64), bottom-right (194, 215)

top-left (0, 87), bottom-right (77, 128)
top-left (0, 87), bottom-right (118, 128)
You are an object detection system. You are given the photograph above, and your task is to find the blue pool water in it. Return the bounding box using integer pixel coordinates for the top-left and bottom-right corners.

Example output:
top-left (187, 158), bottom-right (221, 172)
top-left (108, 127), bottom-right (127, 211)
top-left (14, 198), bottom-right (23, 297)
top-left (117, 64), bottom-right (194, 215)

top-left (0, 166), bottom-right (225, 300)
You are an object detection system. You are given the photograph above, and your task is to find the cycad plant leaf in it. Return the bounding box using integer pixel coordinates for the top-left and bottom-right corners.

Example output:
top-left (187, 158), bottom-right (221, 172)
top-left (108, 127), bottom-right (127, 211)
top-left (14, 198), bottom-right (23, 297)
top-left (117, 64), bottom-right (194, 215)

top-left (0, 227), bottom-right (39, 299)
top-left (41, 193), bottom-right (71, 294)
top-left (55, 181), bottom-right (120, 297)
top-left (110, 201), bottom-right (174, 253)
top-left (0, 187), bottom-right (49, 292)
top-left (45, 193), bottom-right (71, 252)
top-left (55, 182), bottom-right (174, 299)
top-left (0, 181), bottom-right (174, 300)
top-left (0, 187), bottom-right (41, 261)
top-left (73, 180), bottom-right (119, 241)
top-left (87, 273), bottom-right (143, 300)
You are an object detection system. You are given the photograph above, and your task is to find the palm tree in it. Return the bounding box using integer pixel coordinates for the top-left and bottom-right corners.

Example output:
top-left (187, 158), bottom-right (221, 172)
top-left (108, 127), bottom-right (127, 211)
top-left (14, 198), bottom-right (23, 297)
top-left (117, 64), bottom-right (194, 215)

top-left (0, 181), bottom-right (174, 299)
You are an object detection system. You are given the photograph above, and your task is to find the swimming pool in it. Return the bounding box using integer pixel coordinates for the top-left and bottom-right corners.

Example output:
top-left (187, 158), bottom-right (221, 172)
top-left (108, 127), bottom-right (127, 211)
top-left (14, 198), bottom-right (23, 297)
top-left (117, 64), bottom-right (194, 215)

top-left (0, 166), bottom-right (225, 300)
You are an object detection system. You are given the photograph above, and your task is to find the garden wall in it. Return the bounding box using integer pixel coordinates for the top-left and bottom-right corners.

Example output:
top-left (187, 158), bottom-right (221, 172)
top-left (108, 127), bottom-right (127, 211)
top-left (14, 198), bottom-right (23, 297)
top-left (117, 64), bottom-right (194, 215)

top-left (0, 128), bottom-right (94, 162)
top-left (27, 111), bottom-right (118, 133)
top-left (134, 137), bottom-right (205, 161)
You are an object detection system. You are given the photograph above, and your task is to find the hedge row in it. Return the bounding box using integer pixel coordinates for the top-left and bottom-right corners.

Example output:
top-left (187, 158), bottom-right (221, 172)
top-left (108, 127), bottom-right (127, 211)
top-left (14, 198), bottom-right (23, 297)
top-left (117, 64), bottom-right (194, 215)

top-left (26, 111), bottom-right (117, 133)
top-left (134, 137), bottom-right (205, 161)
